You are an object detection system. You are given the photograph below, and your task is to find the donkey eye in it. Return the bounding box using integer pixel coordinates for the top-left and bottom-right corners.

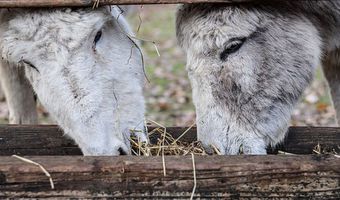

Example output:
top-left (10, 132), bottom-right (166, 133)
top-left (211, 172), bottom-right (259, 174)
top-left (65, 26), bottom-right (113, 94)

top-left (220, 38), bottom-right (246, 61)
top-left (93, 30), bottom-right (102, 45)
top-left (20, 60), bottom-right (39, 73)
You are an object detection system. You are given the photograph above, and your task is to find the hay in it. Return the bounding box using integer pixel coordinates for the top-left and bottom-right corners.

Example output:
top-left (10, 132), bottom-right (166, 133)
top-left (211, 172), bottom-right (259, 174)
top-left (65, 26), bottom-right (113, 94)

top-left (190, 153), bottom-right (197, 200)
top-left (130, 125), bottom-right (339, 156)
top-left (92, 0), bottom-right (100, 9)
top-left (312, 143), bottom-right (339, 155)
top-left (12, 155), bottom-right (54, 189)
top-left (130, 119), bottom-right (340, 156)
top-left (130, 128), bottom-right (209, 156)
top-left (130, 123), bottom-right (211, 156)
top-left (113, 7), bottom-right (160, 83)
top-left (277, 150), bottom-right (296, 155)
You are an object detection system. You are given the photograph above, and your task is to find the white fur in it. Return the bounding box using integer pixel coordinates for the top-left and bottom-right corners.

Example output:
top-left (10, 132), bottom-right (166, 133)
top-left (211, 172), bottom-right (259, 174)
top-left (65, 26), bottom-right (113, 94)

top-left (0, 6), bottom-right (146, 155)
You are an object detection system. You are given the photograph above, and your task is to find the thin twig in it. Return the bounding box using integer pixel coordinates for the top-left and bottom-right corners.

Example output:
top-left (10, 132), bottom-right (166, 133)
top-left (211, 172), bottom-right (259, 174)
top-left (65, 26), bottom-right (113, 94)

top-left (190, 153), bottom-right (197, 200)
top-left (148, 119), bottom-right (167, 176)
top-left (313, 143), bottom-right (322, 154)
top-left (92, 0), bottom-right (100, 9)
top-left (114, 7), bottom-right (152, 83)
top-left (172, 122), bottom-right (195, 145)
top-left (136, 6), bottom-right (143, 34)
top-left (128, 34), bottom-right (160, 57)
top-left (211, 144), bottom-right (222, 155)
top-left (162, 150), bottom-right (166, 176)
top-left (12, 155), bottom-right (54, 189)
top-left (278, 150), bottom-right (296, 155)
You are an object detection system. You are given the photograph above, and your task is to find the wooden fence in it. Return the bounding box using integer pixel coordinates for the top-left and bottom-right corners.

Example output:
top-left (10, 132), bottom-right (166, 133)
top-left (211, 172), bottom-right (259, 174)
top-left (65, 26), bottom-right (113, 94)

top-left (0, 0), bottom-right (339, 198)
top-left (0, 125), bottom-right (339, 198)
top-left (0, 0), bottom-right (269, 7)
top-left (0, 125), bottom-right (339, 155)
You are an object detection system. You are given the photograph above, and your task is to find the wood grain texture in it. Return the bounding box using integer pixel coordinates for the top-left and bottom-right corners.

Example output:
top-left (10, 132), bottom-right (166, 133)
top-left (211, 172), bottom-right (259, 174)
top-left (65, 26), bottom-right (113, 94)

top-left (0, 155), bottom-right (339, 198)
top-left (0, 0), bottom-right (273, 7)
top-left (0, 125), bottom-right (339, 155)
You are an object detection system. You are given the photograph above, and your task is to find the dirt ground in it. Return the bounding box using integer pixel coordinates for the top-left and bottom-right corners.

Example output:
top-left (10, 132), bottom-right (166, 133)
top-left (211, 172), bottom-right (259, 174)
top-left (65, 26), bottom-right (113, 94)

top-left (0, 5), bottom-right (336, 127)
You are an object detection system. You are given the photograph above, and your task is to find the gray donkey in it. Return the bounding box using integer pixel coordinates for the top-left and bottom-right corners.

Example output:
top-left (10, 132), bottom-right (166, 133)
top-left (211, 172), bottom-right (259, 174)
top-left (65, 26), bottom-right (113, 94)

top-left (176, 2), bottom-right (340, 154)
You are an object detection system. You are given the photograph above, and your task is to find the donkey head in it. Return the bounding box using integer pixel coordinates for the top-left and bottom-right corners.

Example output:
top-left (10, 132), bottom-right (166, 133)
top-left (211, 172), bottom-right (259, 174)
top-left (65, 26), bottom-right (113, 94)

top-left (1, 6), bottom-right (146, 155)
top-left (176, 4), bottom-right (321, 154)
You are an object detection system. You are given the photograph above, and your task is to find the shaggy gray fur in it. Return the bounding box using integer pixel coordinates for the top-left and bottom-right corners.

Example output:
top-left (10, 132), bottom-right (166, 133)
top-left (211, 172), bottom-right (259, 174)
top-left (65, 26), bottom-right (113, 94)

top-left (176, 2), bottom-right (340, 154)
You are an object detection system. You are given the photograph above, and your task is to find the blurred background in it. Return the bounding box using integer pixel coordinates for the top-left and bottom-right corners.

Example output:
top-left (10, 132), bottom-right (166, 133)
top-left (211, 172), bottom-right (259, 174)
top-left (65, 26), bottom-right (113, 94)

top-left (0, 5), bottom-right (336, 127)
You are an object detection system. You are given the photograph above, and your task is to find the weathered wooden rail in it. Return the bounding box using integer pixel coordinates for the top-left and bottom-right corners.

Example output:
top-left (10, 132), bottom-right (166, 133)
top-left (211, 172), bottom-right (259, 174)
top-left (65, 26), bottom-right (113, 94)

top-left (1, 155), bottom-right (340, 199)
top-left (0, 0), bottom-right (272, 7)
top-left (0, 125), bottom-right (339, 198)
top-left (0, 125), bottom-right (339, 155)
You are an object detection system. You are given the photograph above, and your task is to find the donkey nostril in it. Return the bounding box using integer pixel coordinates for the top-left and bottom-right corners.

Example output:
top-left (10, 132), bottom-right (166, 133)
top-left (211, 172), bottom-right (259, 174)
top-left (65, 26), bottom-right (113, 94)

top-left (118, 147), bottom-right (127, 155)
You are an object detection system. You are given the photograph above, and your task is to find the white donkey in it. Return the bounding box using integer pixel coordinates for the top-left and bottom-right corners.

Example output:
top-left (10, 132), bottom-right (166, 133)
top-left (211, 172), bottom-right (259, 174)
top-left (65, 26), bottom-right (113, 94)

top-left (177, 2), bottom-right (340, 154)
top-left (0, 6), bottom-right (146, 155)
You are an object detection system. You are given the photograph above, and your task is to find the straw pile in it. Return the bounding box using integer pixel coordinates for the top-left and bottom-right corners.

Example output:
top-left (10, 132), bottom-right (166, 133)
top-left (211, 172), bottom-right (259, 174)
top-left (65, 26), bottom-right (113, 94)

top-left (130, 126), bottom-right (213, 156)
top-left (130, 123), bottom-right (339, 156)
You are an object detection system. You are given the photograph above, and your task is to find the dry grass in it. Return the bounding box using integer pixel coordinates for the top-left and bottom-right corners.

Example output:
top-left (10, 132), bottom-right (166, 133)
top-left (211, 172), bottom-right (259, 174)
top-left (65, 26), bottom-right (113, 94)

top-left (312, 143), bottom-right (339, 155)
top-left (12, 155), bottom-right (54, 189)
top-left (130, 124), bottom-right (211, 156)
top-left (130, 124), bottom-right (339, 156)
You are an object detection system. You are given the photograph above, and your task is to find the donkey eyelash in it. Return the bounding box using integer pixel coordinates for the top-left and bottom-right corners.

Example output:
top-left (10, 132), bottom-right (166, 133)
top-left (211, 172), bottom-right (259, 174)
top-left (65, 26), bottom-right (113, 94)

top-left (19, 59), bottom-right (40, 73)
top-left (220, 37), bottom-right (246, 61)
